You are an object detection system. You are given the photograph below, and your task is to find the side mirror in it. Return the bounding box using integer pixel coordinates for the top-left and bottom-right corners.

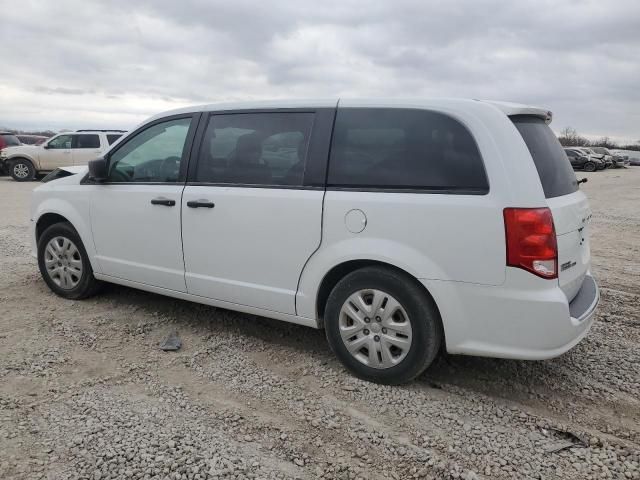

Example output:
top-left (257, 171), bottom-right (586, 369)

top-left (88, 157), bottom-right (109, 182)
top-left (43, 144), bottom-right (51, 149)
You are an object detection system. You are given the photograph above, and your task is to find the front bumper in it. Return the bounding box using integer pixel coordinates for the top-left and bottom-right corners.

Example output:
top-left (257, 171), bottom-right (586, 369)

top-left (425, 270), bottom-right (599, 360)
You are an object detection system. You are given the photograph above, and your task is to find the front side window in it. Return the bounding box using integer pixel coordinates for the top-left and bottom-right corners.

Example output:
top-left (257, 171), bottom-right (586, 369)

top-left (47, 135), bottom-right (73, 149)
top-left (195, 112), bottom-right (314, 186)
top-left (74, 134), bottom-right (100, 149)
top-left (327, 108), bottom-right (488, 192)
top-left (107, 117), bottom-right (192, 183)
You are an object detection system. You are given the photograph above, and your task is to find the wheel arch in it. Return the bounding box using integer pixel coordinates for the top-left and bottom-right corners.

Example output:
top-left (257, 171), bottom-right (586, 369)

top-left (7, 155), bottom-right (39, 170)
top-left (33, 197), bottom-right (100, 274)
top-left (313, 260), bottom-right (445, 345)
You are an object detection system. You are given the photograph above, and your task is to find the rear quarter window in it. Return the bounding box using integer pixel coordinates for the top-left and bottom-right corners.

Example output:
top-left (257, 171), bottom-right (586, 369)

top-left (511, 116), bottom-right (578, 199)
top-left (327, 108), bottom-right (489, 193)
top-left (107, 134), bottom-right (123, 145)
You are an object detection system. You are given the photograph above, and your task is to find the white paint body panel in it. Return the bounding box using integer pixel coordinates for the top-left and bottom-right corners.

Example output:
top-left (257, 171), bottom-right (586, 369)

top-left (182, 186), bottom-right (323, 314)
top-left (30, 98), bottom-right (598, 363)
top-left (89, 185), bottom-right (187, 292)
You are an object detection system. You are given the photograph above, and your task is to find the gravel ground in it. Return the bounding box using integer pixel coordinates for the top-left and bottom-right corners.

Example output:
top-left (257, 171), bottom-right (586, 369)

top-left (0, 169), bottom-right (639, 480)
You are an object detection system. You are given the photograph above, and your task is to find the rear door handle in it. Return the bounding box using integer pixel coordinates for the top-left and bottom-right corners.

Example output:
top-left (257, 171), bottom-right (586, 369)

top-left (150, 197), bottom-right (176, 206)
top-left (187, 200), bottom-right (215, 209)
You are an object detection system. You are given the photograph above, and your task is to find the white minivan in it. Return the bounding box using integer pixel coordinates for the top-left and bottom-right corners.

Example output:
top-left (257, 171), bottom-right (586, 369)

top-left (31, 99), bottom-right (598, 384)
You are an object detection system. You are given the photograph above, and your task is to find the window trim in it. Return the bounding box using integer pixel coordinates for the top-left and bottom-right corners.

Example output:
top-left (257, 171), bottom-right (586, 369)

top-left (186, 108), bottom-right (335, 189)
top-left (83, 112), bottom-right (202, 185)
top-left (325, 107), bottom-right (490, 195)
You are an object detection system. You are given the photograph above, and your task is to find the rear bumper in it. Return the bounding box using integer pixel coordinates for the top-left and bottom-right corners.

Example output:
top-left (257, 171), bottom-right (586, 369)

top-left (425, 270), bottom-right (599, 360)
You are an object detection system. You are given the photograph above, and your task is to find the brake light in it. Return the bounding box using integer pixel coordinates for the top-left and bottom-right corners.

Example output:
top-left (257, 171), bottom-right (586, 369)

top-left (504, 208), bottom-right (557, 279)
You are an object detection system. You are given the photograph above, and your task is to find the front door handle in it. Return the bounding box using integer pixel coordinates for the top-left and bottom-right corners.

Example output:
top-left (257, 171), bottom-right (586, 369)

top-left (151, 197), bottom-right (176, 206)
top-left (186, 200), bottom-right (215, 209)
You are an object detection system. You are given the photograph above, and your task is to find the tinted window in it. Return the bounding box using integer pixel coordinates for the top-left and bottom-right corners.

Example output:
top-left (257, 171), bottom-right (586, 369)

top-left (107, 134), bottom-right (123, 145)
top-left (511, 116), bottom-right (578, 199)
top-left (107, 117), bottom-right (191, 183)
top-left (47, 135), bottom-right (73, 149)
top-left (1, 134), bottom-right (20, 146)
top-left (327, 108), bottom-right (488, 192)
top-left (195, 113), bottom-right (314, 186)
top-left (75, 134), bottom-right (100, 149)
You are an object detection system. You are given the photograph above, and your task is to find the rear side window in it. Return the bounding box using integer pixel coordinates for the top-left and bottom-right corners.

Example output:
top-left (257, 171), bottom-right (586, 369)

top-left (74, 134), bottom-right (100, 149)
top-left (195, 113), bottom-right (314, 186)
top-left (327, 108), bottom-right (488, 193)
top-left (107, 134), bottom-right (123, 145)
top-left (512, 116), bottom-right (578, 199)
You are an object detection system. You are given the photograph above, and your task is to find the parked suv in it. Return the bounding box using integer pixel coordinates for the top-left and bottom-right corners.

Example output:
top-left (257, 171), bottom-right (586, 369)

top-left (1, 130), bottom-right (125, 181)
top-left (30, 99), bottom-right (598, 384)
top-left (564, 147), bottom-right (602, 171)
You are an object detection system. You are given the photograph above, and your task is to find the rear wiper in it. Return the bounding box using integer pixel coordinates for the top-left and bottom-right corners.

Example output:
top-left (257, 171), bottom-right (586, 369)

top-left (577, 178), bottom-right (588, 186)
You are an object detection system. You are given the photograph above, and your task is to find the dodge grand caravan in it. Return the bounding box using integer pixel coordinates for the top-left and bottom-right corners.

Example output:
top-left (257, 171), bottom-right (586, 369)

top-left (30, 99), bottom-right (599, 384)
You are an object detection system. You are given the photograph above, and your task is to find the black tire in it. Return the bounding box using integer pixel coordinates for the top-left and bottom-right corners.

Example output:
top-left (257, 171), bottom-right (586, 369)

top-left (37, 222), bottom-right (102, 300)
top-left (324, 266), bottom-right (442, 385)
top-left (583, 162), bottom-right (596, 172)
top-left (10, 158), bottom-right (36, 181)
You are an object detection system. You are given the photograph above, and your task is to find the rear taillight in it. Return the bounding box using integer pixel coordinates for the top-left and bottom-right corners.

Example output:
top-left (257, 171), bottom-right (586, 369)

top-left (504, 207), bottom-right (557, 279)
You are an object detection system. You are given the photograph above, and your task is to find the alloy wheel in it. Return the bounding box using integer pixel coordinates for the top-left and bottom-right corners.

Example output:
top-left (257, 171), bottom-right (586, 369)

top-left (13, 163), bottom-right (29, 179)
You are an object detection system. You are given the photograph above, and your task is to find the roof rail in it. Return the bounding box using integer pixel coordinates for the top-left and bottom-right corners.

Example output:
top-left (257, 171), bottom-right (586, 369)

top-left (76, 129), bottom-right (127, 133)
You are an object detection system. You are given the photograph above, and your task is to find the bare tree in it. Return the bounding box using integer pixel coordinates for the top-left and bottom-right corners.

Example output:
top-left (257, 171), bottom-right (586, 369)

top-left (557, 126), bottom-right (589, 146)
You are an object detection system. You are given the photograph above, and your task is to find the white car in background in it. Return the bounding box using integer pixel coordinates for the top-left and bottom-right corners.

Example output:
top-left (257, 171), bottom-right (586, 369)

top-left (30, 99), bottom-right (599, 384)
top-left (0, 130), bottom-right (125, 181)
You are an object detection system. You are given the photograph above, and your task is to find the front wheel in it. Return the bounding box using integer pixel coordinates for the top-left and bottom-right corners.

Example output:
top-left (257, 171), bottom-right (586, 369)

top-left (37, 222), bottom-right (102, 299)
top-left (10, 158), bottom-right (36, 181)
top-left (324, 267), bottom-right (442, 385)
top-left (583, 162), bottom-right (596, 172)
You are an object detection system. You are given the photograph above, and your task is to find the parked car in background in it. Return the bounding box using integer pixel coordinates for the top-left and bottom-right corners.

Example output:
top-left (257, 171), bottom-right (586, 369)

top-left (30, 99), bottom-right (598, 384)
top-left (0, 130), bottom-right (125, 181)
top-left (0, 132), bottom-right (22, 173)
top-left (572, 147), bottom-right (607, 169)
top-left (564, 147), bottom-right (602, 172)
top-left (590, 147), bottom-right (621, 168)
top-left (16, 134), bottom-right (49, 146)
top-left (609, 149), bottom-right (632, 167)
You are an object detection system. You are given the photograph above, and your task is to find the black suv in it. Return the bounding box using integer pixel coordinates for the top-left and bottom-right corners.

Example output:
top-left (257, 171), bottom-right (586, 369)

top-left (564, 147), bottom-right (601, 172)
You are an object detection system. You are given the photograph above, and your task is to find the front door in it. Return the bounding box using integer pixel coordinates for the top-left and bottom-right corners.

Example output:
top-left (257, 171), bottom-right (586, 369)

top-left (72, 133), bottom-right (103, 166)
top-left (42, 134), bottom-right (73, 169)
top-left (182, 110), bottom-right (331, 314)
top-left (90, 115), bottom-right (198, 292)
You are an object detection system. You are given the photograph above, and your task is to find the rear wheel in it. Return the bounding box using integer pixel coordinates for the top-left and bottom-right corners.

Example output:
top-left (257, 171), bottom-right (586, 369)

top-left (37, 222), bottom-right (102, 299)
top-left (10, 158), bottom-right (36, 181)
top-left (583, 162), bottom-right (596, 172)
top-left (324, 266), bottom-right (442, 385)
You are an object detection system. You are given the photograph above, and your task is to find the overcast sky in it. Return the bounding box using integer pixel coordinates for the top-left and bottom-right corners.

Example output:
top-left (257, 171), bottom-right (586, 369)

top-left (1, 0), bottom-right (639, 142)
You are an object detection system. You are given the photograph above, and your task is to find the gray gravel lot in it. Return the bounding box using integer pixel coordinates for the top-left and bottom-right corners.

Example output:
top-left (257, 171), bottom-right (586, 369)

top-left (0, 169), bottom-right (639, 480)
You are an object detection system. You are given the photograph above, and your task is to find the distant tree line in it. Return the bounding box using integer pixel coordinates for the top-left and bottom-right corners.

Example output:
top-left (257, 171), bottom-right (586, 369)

top-left (558, 127), bottom-right (640, 151)
top-left (1, 128), bottom-right (56, 138)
